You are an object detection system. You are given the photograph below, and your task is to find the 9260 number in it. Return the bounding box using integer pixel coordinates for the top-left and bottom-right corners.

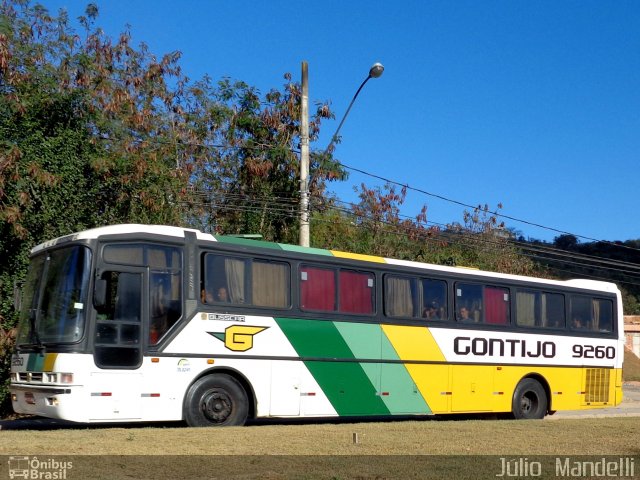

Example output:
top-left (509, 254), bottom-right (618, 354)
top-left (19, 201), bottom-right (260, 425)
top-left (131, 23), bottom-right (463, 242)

top-left (572, 344), bottom-right (615, 359)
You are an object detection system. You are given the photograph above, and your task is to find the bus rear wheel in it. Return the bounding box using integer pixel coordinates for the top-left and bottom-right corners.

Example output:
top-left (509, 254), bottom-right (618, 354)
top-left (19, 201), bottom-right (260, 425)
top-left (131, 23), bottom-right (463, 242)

top-left (184, 374), bottom-right (248, 427)
top-left (512, 378), bottom-right (547, 420)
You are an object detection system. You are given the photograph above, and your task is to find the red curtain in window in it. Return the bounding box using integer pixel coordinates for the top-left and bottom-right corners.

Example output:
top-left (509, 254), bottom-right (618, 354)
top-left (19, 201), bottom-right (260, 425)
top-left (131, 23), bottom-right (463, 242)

top-left (339, 271), bottom-right (373, 314)
top-left (485, 287), bottom-right (508, 324)
top-left (300, 267), bottom-right (335, 311)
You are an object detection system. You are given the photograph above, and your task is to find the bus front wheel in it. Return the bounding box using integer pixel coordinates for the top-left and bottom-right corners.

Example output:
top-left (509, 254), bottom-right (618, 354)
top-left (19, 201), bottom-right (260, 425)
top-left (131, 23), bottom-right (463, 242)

top-left (184, 374), bottom-right (248, 427)
top-left (511, 378), bottom-right (547, 420)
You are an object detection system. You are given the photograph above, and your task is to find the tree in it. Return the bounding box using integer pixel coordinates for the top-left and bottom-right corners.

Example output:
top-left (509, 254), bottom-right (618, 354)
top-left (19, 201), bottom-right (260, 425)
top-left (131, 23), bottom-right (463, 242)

top-left (0, 1), bottom-right (345, 416)
top-left (311, 183), bottom-right (436, 258)
top-left (0, 1), bottom-right (196, 415)
top-left (554, 234), bottom-right (579, 251)
top-left (443, 204), bottom-right (541, 276)
top-left (313, 191), bottom-right (540, 280)
top-left (183, 74), bottom-right (345, 243)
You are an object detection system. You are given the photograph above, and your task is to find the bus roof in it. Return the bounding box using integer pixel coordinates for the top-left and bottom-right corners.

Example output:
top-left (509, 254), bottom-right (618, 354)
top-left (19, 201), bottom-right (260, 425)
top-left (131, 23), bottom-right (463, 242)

top-left (31, 224), bottom-right (620, 294)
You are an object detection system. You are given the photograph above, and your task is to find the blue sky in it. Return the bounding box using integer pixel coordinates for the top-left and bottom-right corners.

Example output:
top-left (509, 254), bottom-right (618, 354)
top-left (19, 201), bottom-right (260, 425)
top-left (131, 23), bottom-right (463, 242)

top-left (39, 0), bottom-right (640, 242)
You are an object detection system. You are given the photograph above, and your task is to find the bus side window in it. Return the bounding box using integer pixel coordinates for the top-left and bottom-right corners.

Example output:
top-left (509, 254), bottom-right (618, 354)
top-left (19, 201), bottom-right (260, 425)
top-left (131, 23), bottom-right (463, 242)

top-left (593, 299), bottom-right (613, 332)
top-left (456, 283), bottom-right (483, 323)
top-left (516, 290), bottom-right (565, 329)
top-left (339, 270), bottom-right (374, 315)
top-left (385, 275), bottom-right (415, 318)
top-left (252, 260), bottom-right (290, 308)
top-left (203, 254), bottom-right (247, 305)
top-left (300, 266), bottom-right (336, 312)
top-left (421, 278), bottom-right (447, 321)
top-left (570, 295), bottom-right (592, 331)
top-left (485, 286), bottom-right (509, 325)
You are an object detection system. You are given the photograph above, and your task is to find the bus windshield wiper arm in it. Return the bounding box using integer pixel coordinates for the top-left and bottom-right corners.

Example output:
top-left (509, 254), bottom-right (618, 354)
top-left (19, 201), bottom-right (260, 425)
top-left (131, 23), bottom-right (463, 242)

top-left (28, 308), bottom-right (45, 352)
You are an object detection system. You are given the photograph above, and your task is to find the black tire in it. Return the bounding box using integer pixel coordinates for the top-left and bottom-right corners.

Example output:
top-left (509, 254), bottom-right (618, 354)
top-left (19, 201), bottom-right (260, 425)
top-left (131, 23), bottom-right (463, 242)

top-left (184, 374), bottom-right (249, 427)
top-left (511, 378), bottom-right (547, 420)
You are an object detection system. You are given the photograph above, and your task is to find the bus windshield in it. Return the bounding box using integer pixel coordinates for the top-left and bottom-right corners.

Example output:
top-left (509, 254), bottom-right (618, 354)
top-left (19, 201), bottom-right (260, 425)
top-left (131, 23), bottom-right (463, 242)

top-left (16, 245), bottom-right (92, 347)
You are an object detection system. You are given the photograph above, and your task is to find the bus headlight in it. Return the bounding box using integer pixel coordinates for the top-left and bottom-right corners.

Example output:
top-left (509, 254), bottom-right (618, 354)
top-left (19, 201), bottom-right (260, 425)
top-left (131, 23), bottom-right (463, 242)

top-left (59, 373), bottom-right (74, 384)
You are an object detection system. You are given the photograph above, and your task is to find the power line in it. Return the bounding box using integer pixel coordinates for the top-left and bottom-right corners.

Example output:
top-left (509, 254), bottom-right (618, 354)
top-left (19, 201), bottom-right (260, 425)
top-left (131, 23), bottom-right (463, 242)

top-left (324, 197), bottom-right (640, 274)
top-left (313, 201), bottom-right (640, 287)
top-left (180, 188), bottom-right (640, 288)
top-left (337, 161), bottom-right (640, 253)
top-left (182, 186), bottom-right (640, 281)
top-left (92, 132), bottom-right (640, 253)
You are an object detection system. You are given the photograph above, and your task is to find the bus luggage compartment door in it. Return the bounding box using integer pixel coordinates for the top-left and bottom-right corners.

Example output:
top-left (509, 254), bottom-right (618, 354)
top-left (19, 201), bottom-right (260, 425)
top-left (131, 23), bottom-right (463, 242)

top-left (88, 372), bottom-right (142, 420)
top-left (450, 365), bottom-right (494, 412)
top-left (269, 361), bottom-right (301, 416)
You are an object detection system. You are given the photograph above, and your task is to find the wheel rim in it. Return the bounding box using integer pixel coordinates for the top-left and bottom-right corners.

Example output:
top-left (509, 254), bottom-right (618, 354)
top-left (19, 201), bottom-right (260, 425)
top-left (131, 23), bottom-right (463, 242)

top-left (201, 389), bottom-right (233, 424)
top-left (520, 391), bottom-right (537, 415)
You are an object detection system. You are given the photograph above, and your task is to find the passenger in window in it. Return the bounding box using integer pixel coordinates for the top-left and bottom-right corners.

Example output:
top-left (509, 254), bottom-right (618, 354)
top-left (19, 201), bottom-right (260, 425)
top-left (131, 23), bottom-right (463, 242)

top-left (458, 307), bottom-right (473, 322)
top-left (201, 288), bottom-right (214, 304)
top-left (217, 287), bottom-right (229, 302)
top-left (572, 316), bottom-right (585, 329)
top-left (423, 302), bottom-right (442, 320)
top-left (547, 318), bottom-right (562, 329)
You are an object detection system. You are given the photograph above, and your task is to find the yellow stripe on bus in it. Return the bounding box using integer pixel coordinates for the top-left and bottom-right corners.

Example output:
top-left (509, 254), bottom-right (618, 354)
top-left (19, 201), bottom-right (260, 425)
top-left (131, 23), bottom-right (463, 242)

top-left (382, 325), bottom-right (446, 362)
top-left (382, 325), bottom-right (450, 412)
top-left (330, 250), bottom-right (386, 263)
top-left (43, 353), bottom-right (58, 372)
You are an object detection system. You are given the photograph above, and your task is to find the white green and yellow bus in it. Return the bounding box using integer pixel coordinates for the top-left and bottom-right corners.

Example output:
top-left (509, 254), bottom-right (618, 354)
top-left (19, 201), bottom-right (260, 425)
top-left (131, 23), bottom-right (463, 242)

top-left (10, 224), bottom-right (624, 425)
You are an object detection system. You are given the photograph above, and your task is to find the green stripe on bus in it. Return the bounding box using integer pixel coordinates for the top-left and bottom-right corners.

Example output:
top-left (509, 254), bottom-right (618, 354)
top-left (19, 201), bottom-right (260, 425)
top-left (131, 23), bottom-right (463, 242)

top-left (334, 322), bottom-right (431, 414)
top-left (26, 353), bottom-right (45, 371)
top-left (214, 236), bottom-right (334, 256)
top-left (276, 318), bottom-right (389, 416)
top-left (333, 322), bottom-right (382, 410)
top-left (380, 333), bottom-right (431, 414)
top-left (214, 236), bottom-right (282, 249)
top-left (276, 244), bottom-right (333, 256)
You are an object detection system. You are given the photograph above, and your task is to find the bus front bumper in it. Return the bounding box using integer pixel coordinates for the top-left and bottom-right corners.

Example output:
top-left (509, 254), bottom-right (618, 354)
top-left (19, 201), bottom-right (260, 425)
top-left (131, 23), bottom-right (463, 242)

top-left (10, 383), bottom-right (75, 419)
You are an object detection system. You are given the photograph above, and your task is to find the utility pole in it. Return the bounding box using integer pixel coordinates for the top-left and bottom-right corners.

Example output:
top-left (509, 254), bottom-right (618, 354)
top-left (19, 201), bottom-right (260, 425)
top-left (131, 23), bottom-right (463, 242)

top-left (299, 61), bottom-right (310, 247)
top-left (298, 61), bottom-right (383, 247)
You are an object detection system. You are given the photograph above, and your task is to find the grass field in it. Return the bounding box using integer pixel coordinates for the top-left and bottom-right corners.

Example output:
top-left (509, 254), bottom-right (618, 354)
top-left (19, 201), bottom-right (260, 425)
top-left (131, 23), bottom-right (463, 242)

top-left (1, 417), bottom-right (638, 479)
top-left (1, 351), bottom-right (637, 478)
top-left (1, 417), bottom-right (639, 455)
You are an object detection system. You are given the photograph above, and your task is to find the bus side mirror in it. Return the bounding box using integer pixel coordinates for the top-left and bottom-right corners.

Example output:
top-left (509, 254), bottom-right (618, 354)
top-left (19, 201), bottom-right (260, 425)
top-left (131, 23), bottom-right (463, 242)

top-left (93, 278), bottom-right (107, 308)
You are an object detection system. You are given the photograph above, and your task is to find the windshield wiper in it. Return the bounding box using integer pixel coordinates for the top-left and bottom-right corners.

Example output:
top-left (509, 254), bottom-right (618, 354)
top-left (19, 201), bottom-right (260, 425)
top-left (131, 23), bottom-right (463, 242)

top-left (28, 308), bottom-right (45, 352)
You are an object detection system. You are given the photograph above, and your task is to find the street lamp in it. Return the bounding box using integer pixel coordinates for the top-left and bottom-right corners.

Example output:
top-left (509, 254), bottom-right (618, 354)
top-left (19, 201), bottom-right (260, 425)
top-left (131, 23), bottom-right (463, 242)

top-left (299, 62), bottom-right (384, 247)
top-left (323, 62), bottom-right (384, 156)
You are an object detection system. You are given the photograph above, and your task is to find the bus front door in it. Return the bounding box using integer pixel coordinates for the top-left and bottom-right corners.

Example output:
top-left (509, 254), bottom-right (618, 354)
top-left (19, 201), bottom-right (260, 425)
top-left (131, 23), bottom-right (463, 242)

top-left (90, 268), bottom-right (147, 420)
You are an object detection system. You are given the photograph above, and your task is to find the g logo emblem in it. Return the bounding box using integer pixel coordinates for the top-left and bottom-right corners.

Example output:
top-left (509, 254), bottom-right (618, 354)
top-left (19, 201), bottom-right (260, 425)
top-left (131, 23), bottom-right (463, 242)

top-left (209, 325), bottom-right (267, 352)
